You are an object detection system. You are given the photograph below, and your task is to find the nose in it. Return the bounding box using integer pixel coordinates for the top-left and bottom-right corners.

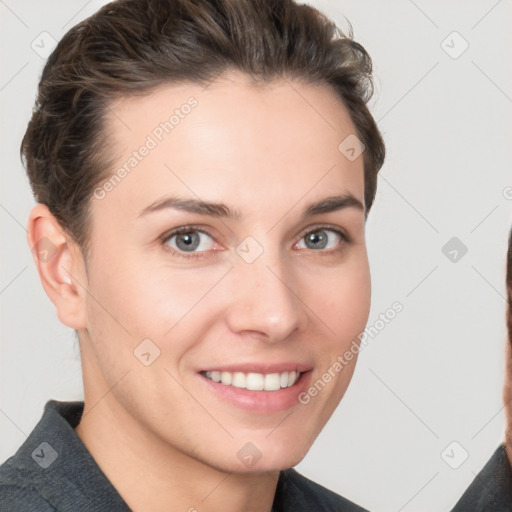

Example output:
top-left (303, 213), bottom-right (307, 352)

top-left (224, 249), bottom-right (309, 343)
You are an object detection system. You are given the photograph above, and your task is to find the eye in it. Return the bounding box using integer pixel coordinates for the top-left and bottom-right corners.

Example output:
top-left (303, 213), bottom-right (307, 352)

top-left (295, 227), bottom-right (347, 252)
top-left (163, 227), bottom-right (216, 257)
top-left (161, 224), bottom-right (350, 260)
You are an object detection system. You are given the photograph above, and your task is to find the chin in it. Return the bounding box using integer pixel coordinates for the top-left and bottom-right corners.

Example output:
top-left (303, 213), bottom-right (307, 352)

top-left (202, 439), bottom-right (312, 475)
top-left (242, 441), bottom-right (312, 473)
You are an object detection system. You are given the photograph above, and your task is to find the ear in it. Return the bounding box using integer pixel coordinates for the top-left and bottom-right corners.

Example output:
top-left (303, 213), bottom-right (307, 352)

top-left (27, 203), bottom-right (88, 330)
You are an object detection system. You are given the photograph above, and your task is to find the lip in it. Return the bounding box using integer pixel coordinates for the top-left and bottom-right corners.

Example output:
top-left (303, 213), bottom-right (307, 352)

top-left (198, 367), bottom-right (313, 413)
top-left (197, 362), bottom-right (313, 374)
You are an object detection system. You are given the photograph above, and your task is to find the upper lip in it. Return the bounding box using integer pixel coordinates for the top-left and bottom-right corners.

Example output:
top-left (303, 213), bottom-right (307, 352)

top-left (199, 362), bottom-right (313, 374)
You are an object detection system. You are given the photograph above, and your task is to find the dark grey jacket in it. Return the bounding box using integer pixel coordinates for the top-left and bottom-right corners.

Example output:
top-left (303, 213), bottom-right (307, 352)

top-left (0, 400), bottom-right (367, 511)
top-left (451, 444), bottom-right (512, 512)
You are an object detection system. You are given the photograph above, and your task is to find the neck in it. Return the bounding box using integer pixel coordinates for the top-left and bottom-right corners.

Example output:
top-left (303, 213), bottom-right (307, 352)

top-left (75, 394), bottom-right (280, 512)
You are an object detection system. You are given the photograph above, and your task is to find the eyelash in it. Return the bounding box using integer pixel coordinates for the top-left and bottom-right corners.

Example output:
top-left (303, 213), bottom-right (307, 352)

top-left (160, 224), bottom-right (351, 260)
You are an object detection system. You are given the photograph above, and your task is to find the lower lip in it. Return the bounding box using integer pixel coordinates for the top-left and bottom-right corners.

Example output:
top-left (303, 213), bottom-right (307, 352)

top-left (199, 371), bottom-right (313, 413)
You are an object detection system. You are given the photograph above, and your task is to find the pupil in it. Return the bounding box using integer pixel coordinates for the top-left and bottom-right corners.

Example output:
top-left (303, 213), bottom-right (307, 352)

top-left (307, 230), bottom-right (327, 249)
top-left (177, 232), bottom-right (199, 251)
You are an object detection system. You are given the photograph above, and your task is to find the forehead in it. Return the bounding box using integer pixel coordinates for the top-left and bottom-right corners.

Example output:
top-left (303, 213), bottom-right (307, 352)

top-left (96, 72), bottom-right (364, 222)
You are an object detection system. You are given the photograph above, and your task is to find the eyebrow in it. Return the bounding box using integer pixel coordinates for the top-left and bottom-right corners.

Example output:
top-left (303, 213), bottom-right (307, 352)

top-left (137, 193), bottom-right (364, 220)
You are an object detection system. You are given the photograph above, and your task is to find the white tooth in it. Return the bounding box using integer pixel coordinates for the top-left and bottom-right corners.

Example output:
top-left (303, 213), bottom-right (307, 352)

top-left (264, 373), bottom-right (281, 391)
top-left (232, 372), bottom-right (246, 388)
top-left (246, 372), bottom-right (264, 390)
top-left (208, 370), bottom-right (299, 390)
top-left (221, 371), bottom-right (232, 385)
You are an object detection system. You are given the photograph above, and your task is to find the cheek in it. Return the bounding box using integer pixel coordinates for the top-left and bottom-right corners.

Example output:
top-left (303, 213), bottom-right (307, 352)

top-left (305, 258), bottom-right (371, 343)
top-left (85, 239), bottom-right (370, 350)
top-left (86, 254), bottom-right (231, 343)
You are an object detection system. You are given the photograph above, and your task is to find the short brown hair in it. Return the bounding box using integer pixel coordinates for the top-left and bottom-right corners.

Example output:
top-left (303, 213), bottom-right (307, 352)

top-left (21, 0), bottom-right (385, 257)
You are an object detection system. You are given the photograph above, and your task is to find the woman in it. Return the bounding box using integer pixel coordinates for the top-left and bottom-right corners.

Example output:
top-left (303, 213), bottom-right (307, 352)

top-left (0, 0), bottom-right (385, 510)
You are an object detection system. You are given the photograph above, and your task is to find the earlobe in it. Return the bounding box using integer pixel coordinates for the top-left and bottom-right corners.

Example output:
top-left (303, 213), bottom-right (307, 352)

top-left (26, 204), bottom-right (87, 330)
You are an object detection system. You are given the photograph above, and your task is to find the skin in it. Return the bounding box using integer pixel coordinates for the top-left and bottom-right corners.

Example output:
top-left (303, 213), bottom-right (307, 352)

top-left (504, 316), bottom-right (512, 464)
top-left (502, 232), bottom-right (512, 464)
top-left (27, 70), bottom-right (371, 512)
top-left (505, 340), bottom-right (512, 461)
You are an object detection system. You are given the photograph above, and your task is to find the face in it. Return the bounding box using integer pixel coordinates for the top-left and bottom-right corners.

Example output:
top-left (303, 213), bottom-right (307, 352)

top-left (78, 71), bottom-right (371, 473)
top-left (504, 229), bottom-right (512, 454)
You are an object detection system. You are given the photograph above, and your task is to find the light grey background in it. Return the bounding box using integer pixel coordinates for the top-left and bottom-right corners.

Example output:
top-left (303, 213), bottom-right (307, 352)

top-left (1, 1), bottom-right (511, 511)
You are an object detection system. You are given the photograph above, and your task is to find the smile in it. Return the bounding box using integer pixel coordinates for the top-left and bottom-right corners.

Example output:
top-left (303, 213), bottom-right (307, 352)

top-left (201, 370), bottom-right (301, 391)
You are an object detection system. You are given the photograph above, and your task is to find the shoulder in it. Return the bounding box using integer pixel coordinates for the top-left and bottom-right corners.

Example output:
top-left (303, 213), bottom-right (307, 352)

top-left (0, 400), bottom-right (83, 511)
top-left (0, 458), bottom-right (55, 511)
top-left (451, 444), bottom-right (512, 512)
top-left (275, 468), bottom-right (368, 512)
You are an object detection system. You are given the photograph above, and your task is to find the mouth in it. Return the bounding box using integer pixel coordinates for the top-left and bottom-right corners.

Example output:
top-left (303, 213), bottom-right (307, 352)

top-left (198, 363), bottom-right (313, 413)
top-left (198, 364), bottom-right (313, 414)
top-left (200, 370), bottom-right (302, 391)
